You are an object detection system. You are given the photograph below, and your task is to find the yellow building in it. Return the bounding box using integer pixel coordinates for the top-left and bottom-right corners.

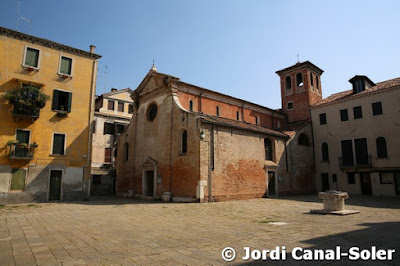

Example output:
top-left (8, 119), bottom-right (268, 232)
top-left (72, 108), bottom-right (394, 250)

top-left (0, 27), bottom-right (101, 203)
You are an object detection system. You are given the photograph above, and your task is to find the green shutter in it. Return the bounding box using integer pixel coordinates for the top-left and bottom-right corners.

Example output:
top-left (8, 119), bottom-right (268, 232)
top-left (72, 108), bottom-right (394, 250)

top-left (52, 90), bottom-right (59, 111)
top-left (16, 130), bottom-right (30, 144)
top-left (60, 57), bottom-right (72, 75)
top-left (52, 134), bottom-right (65, 155)
top-left (25, 48), bottom-right (39, 68)
top-left (11, 169), bottom-right (26, 190)
top-left (67, 92), bottom-right (72, 113)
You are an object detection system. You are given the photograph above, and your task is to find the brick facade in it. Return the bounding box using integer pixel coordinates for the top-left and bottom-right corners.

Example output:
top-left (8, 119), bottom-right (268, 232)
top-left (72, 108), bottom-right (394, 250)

top-left (116, 62), bottom-right (320, 202)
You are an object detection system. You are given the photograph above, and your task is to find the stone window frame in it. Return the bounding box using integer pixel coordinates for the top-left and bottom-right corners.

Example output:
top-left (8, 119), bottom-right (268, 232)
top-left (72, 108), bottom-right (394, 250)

top-left (180, 129), bottom-right (188, 155)
top-left (285, 76), bottom-right (293, 96)
top-left (296, 72), bottom-right (304, 92)
top-left (147, 102), bottom-right (158, 122)
top-left (51, 132), bottom-right (67, 156)
top-left (22, 45), bottom-right (41, 70)
top-left (189, 99), bottom-right (194, 112)
top-left (57, 54), bottom-right (74, 77)
top-left (287, 101), bottom-right (294, 111)
top-left (376, 137), bottom-right (388, 158)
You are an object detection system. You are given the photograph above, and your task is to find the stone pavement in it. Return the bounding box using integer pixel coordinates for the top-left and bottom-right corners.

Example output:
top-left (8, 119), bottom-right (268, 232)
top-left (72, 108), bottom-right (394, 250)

top-left (0, 195), bottom-right (399, 265)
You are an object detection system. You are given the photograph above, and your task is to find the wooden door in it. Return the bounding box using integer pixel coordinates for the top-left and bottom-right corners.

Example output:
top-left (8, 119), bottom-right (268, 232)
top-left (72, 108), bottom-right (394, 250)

top-left (321, 173), bottom-right (329, 191)
top-left (395, 173), bottom-right (400, 195)
top-left (49, 170), bottom-right (62, 200)
top-left (360, 173), bottom-right (372, 195)
top-left (268, 172), bottom-right (276, 196)
top-left (146, 171), bottom-right (154, 197)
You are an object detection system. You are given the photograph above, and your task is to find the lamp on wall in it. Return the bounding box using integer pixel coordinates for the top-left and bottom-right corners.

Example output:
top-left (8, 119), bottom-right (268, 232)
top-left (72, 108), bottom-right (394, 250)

top-left (200, 129), bottom-right (205, 140)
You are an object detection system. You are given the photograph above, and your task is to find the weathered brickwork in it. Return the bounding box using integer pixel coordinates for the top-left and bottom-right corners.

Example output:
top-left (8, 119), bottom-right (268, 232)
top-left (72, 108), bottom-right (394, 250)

top-left (116, 62), bottom-right (321, 202)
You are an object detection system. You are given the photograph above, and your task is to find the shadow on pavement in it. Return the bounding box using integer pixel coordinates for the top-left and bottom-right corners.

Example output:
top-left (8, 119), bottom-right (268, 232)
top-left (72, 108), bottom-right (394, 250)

top-left (239, 221), bottom-right (400, 265)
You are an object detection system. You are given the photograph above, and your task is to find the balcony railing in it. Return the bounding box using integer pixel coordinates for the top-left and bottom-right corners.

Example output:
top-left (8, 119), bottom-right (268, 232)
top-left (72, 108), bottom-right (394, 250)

top-left (12, 104), bottom-right (40, 121)
top-left (339, 155), bottom-right (372, 169)
top-left (8, 143), bottom-right (37, 160)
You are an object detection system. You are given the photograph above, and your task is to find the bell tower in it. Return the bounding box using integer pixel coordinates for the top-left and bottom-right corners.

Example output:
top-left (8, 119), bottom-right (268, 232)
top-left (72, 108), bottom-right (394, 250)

top-left (276, 61), bottom-right (323, 123)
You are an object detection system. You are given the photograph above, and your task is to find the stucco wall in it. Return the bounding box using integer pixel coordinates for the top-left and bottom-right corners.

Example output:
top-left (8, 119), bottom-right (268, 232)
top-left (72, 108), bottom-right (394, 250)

top-left (311, 86), bottom-right (400, 196)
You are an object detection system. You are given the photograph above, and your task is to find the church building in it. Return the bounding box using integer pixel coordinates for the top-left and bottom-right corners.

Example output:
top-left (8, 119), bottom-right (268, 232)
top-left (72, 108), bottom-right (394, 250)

top-left (115, 61), bottom-right (322, 202)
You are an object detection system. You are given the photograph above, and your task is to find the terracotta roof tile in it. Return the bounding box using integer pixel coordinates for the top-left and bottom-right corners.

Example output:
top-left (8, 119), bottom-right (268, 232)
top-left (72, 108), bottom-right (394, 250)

top-left (200, 114), bottom-right (288, 138)
top-left (314, 77), bottom-right (400, 107)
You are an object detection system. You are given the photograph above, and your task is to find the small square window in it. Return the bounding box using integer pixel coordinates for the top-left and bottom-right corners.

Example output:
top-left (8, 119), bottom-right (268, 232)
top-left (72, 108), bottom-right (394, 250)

top-left (372, 102), bottom-right (383, 116)
top-left (380, 173), bottom-right (393, 184)
top-left (353, 106), bottom-right (362, 119)
top-left (59, 56), bottom-right (73, 76)
top-left (103, 122), bottom-right (114, 135)
top-left (340, 109), bottom-right (348, 121)
top-left (23, 47), bottom-right (40, 69)
top-left (287, 102), bottom-right (293, 110)
top-left (52, 133), bottom-right (66, 155)
top-left (108, 100), bottom-right (115, 110)
top-left (347, 173), bottom-right (355, 184)
top-left (52, 90), bottom-right (72, 112)
top-left (319, 113), bottom-right (327, 125)
top-left (118, 102), bottom-right (124, 112)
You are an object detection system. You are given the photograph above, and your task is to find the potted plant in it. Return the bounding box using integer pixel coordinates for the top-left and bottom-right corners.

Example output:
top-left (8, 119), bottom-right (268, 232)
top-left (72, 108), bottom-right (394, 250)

top-left (3, 85), bottom-right (49, 117)
top-left (7, 140), bottom-right (19, 146)
top-left (56, 105), bottom-right (68, 117)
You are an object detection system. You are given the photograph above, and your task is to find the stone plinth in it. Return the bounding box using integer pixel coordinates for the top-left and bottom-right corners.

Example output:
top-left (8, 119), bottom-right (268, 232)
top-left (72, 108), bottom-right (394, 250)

top-left (319, 190), bottom-right (348, 211)
top-left (311, 190), bottom-right (359, 215)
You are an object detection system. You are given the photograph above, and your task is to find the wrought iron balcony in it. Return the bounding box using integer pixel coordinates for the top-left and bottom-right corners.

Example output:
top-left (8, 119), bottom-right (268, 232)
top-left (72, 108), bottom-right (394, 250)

top-left (12, 104), bottom-right (40, 121)
top-left (339, 155), bottom-right (372, 169)
top-left (8, 143), bottom-right (37, 160)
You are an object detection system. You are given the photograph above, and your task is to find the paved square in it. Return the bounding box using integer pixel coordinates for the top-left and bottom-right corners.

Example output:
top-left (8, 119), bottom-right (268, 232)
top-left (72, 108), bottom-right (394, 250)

top-left (1, 196), bottom-right (399, 265)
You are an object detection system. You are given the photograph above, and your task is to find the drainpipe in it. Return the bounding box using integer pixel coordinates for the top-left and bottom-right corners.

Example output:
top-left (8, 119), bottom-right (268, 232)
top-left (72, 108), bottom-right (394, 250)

top-left (208, 124), bottom-right (215, 202)
top-left (310, 119), bottom-right (317, 193)
top-left (82, 48), bottom-right (99, 199)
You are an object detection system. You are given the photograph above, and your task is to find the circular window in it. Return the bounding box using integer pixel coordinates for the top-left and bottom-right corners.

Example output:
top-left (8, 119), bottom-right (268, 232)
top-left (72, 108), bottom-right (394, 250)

top-left (147, 103), bottom-right (158, 121)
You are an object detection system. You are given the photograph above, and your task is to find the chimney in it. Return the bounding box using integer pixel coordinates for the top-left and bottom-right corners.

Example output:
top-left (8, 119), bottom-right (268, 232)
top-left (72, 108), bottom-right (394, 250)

top-left (89, 45), bottom-right (96, 53)
top-left (111, 88), bottom-right (117, 92)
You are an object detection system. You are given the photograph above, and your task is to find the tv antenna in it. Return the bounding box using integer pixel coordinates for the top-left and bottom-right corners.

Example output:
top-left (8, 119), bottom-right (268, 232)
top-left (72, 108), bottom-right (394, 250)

top-left (104, 65), bottom-right (109, 91)
top-left (16, 1), bottom-right (32, 33)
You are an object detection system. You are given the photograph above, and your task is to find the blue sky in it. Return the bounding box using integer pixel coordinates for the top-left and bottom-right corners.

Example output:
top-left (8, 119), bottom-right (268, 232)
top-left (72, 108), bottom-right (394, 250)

top-left (1, 0), bottom-right (399, 109)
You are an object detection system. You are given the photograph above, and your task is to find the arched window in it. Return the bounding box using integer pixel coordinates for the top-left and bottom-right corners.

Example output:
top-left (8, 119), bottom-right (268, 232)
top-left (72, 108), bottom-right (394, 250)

top-left (285, 76), bottom-right (292, 90)
top-left (298, 133), bottom-right (309, 146)
top-left (296, 73), bottom-right (303, 87)
top-left (189, 100), bottom-right (193, 112)
top-left (181, 130), bottom-right (187, 154)
top-left (264, 138), bottom-right (273, 161)
top-left (376, 137), bottom-right (388, 158)
top-left (124, 143), bottom-right (129, 161)
top-left (310, 72), bottom-right (314, 87)
top-left (322, 142), bottom-right (329, 162)
top-left (216, 106), bottom-right (220, 116)
top-left (236, 111), bottom-right (240, 120)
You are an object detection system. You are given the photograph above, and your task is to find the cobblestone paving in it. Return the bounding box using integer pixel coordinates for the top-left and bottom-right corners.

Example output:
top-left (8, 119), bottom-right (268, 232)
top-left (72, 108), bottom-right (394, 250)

top-left (0, 195), bottom-right (399, 265)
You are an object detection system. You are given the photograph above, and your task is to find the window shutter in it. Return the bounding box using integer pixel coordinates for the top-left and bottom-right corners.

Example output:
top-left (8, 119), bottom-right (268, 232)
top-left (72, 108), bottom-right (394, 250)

top-left (25, 48), bottom-right (39, 67)
top-left (53, 134), bottom-right (65, 155)
top-left (52, 90), bottom-right (59, 111)
top-left (60, 57), bottom-right (72, 75)
top-left (67, 92), bottom-right (72, 113)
